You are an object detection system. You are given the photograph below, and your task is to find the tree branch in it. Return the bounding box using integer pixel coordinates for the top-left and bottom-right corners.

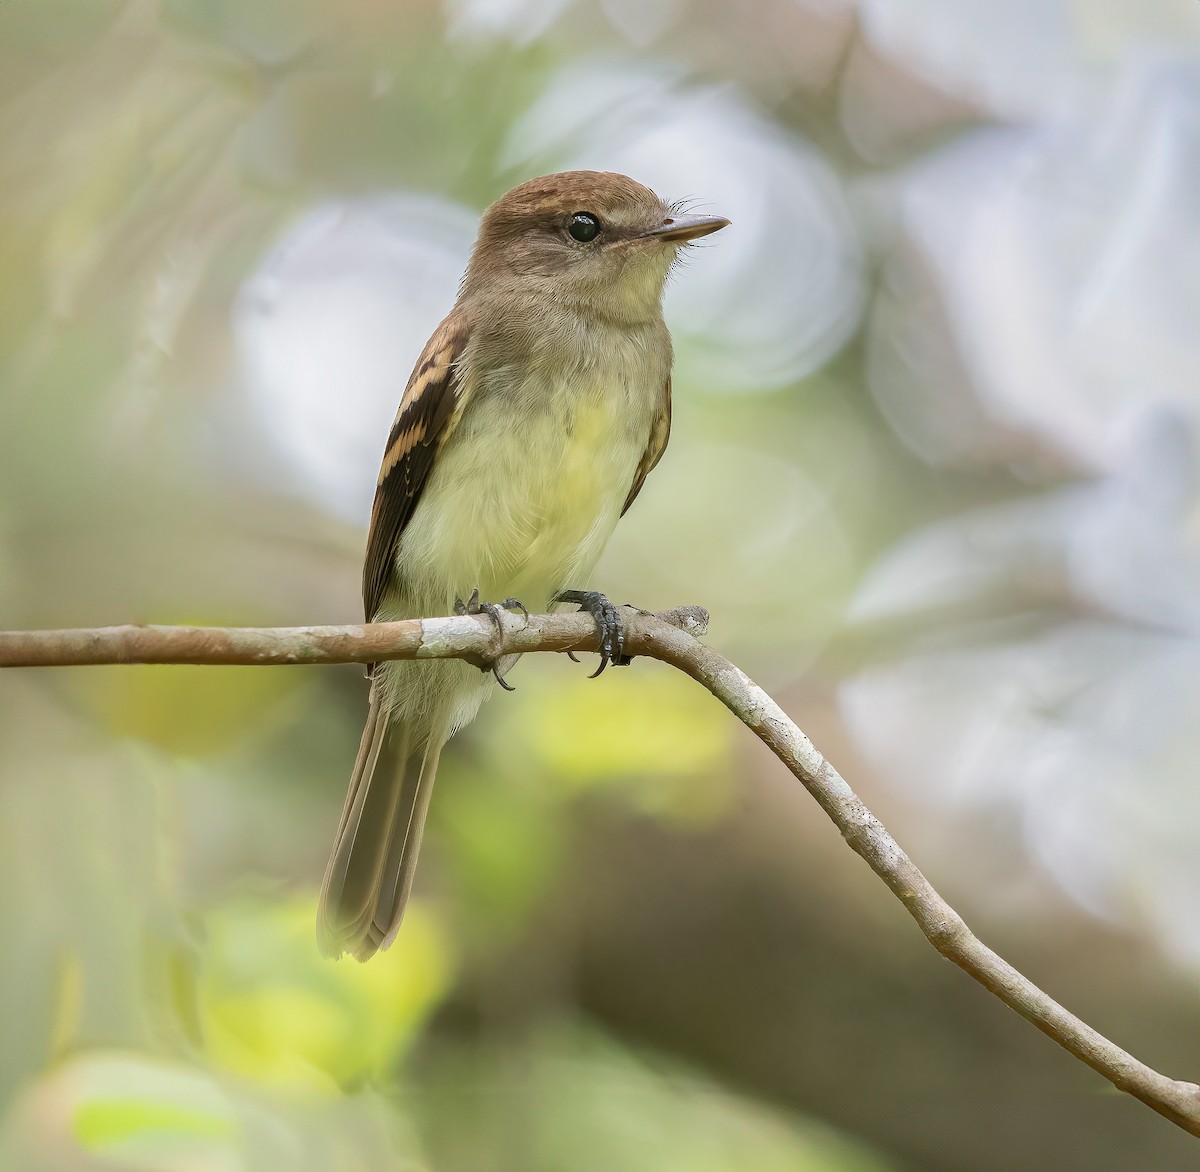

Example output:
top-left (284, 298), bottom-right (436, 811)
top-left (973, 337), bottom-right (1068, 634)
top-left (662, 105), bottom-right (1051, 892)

top-left (3, 607), bottom-right (1198, 1134)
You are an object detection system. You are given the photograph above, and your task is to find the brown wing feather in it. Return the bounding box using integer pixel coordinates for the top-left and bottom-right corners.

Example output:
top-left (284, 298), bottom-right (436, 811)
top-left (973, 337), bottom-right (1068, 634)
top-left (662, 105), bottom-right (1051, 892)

top-left (621, 374), bottom-right (672, 516)
top-left (362, 310), bottom-right (471, 623)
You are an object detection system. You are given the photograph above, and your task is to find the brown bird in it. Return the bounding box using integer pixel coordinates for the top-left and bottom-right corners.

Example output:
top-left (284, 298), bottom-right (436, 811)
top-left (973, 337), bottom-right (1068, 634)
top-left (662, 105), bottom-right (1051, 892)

top-left (317, 171), bottom-right (728, 960)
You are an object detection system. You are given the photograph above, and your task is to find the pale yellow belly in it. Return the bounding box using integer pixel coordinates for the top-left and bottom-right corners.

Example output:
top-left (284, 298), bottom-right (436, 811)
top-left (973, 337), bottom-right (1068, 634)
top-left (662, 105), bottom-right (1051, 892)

top-left (393, 383), bottom-right (650, 617)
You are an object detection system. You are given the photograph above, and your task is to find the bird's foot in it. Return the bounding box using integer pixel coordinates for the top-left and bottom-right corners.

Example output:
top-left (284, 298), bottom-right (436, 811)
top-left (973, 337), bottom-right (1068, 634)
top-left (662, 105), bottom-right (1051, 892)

top-left (454, 587), bottom-right (530, 629)
top-left (554, 590), bottom-right (633, 677)
top-left (454, 588), bottom-right (528, 691)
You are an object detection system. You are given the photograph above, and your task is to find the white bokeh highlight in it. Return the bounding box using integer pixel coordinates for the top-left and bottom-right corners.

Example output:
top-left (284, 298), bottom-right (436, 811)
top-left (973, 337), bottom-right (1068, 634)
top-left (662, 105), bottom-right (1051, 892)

top-left (856, 0), bottom-right (1200, 122)
top-left (845, 51), bottom-right (1200, 961)
top-left (234, 196), bottom-right (476, 523)
top-left (867, 56), bottom-right (1200, 474)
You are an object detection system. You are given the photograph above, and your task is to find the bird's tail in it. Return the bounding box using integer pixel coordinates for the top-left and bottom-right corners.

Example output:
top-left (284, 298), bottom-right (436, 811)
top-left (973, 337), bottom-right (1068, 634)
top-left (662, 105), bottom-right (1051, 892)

top-left (316, 687), bottom-right (442, 961)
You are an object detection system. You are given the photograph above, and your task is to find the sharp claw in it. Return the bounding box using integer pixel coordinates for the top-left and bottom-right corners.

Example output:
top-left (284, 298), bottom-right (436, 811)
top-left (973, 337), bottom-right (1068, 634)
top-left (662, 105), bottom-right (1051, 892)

top-left (455, 588), bottom-right (522, 690)
top-left (478, 601), bottom-right (505, 634)
top-left (566, 650), bottom-right (581, 664)
top-left (555, 589), bottom-right (629, 679)
top-left (501, 597), bottom-right (530, 627)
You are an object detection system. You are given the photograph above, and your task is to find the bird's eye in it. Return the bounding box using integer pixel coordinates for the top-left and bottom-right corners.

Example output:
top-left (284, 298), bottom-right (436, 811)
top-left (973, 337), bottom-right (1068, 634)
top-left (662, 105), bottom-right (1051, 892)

top-left (567, 212), bottom-right (601, 243)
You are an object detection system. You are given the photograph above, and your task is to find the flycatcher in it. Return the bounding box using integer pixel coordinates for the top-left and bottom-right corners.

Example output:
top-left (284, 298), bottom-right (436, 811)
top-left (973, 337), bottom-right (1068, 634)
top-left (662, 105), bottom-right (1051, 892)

top-left (317, 171), bottom-right (728, 960)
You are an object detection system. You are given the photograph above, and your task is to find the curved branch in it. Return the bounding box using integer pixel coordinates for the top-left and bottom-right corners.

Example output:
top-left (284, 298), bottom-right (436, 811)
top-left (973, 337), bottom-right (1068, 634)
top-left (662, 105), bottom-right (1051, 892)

top-left (3, 607), bottom-right (1198, 1134)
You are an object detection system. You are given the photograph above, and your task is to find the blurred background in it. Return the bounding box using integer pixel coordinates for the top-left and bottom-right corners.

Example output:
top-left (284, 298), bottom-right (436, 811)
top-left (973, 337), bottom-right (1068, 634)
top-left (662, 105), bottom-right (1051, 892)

top-left (2, 1), bottom-right (1200, 1168)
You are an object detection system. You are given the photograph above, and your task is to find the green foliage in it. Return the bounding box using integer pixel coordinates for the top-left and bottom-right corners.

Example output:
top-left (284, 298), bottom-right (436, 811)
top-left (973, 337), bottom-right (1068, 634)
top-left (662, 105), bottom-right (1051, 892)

top-left (511, 663), bottom-right (735, 823)
top-left (198, 894), bottom-right (454, 1092)
top-left (74, 664), bottom-right (304, 757)
top-left (419, 1023), bottom-right (892, 1172)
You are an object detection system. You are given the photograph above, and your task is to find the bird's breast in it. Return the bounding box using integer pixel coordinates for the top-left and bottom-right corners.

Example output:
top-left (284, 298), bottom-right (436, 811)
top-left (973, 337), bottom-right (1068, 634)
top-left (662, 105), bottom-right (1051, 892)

top-left (394, 348), bottom-right (662, 614)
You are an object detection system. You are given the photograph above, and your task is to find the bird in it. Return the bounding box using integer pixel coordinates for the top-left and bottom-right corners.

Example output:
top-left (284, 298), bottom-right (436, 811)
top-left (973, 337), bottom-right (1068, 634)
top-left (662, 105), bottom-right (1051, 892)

top-left (317, 170), bottom-right (728, 960)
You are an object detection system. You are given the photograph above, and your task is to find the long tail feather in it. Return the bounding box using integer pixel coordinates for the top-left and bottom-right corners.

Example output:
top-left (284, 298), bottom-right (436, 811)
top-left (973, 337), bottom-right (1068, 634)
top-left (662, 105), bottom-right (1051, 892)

top-left (317, 689), bottom-right (442, 961)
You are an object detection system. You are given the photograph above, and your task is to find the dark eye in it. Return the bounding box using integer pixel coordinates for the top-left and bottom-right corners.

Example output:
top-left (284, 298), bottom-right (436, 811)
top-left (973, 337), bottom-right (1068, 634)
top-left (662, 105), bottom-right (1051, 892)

top-left (567, 212), bottom-right (601, 243)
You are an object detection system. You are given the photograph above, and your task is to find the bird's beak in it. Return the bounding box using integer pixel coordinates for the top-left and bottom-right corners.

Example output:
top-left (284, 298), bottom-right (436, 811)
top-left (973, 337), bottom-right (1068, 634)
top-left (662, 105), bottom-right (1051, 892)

top-left (645, 213), bottom-right (730, 243)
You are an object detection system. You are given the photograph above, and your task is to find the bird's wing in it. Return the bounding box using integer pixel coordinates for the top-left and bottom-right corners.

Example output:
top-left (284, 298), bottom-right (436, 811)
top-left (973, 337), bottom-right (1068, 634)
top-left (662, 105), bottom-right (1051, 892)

top-left (621, 373), bottom-right (672, 516)
top-left (362, 309), bottom-right (471, 622)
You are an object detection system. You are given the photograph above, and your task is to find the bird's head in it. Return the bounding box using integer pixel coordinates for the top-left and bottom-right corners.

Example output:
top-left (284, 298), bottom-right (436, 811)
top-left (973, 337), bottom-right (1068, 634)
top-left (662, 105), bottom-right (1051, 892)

top-left (461, 170), bottom-right (728, 324)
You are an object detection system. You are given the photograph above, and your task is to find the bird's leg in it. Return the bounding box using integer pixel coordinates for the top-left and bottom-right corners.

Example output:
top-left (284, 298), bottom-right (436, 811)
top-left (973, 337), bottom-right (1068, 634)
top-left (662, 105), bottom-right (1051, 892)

top-left (553, 590), bottom-right (630, 677)
top-left (454, 588), bottom-right (528, 691)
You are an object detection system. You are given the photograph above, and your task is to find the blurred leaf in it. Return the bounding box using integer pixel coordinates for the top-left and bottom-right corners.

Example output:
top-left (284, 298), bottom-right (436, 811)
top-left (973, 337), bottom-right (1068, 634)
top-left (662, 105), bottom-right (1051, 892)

top-left (0, 1050), bottom-right (417, 1171)
top-left (430, 663), bottom-right (738, 949)
top-left (76, 1098), bottom-right (236, 1152)
top-left (436, 759), bottom-right (566, 940)
top-left (508, 664), bottom-right (734, 825)
top-left (199, 893), bottom-right (453, 1092)
top-left (65, 1054), bottom-right (238, 1168)
top-left (73, 663), bottom-right (303, 757)
top-left (422, 1022), bottom-right (895, 1172)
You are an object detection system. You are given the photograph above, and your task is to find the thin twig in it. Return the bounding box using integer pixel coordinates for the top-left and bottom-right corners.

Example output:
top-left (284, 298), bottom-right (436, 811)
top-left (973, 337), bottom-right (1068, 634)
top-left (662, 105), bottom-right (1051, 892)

top-left (2, 607), bottom-right (1198, 1134)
